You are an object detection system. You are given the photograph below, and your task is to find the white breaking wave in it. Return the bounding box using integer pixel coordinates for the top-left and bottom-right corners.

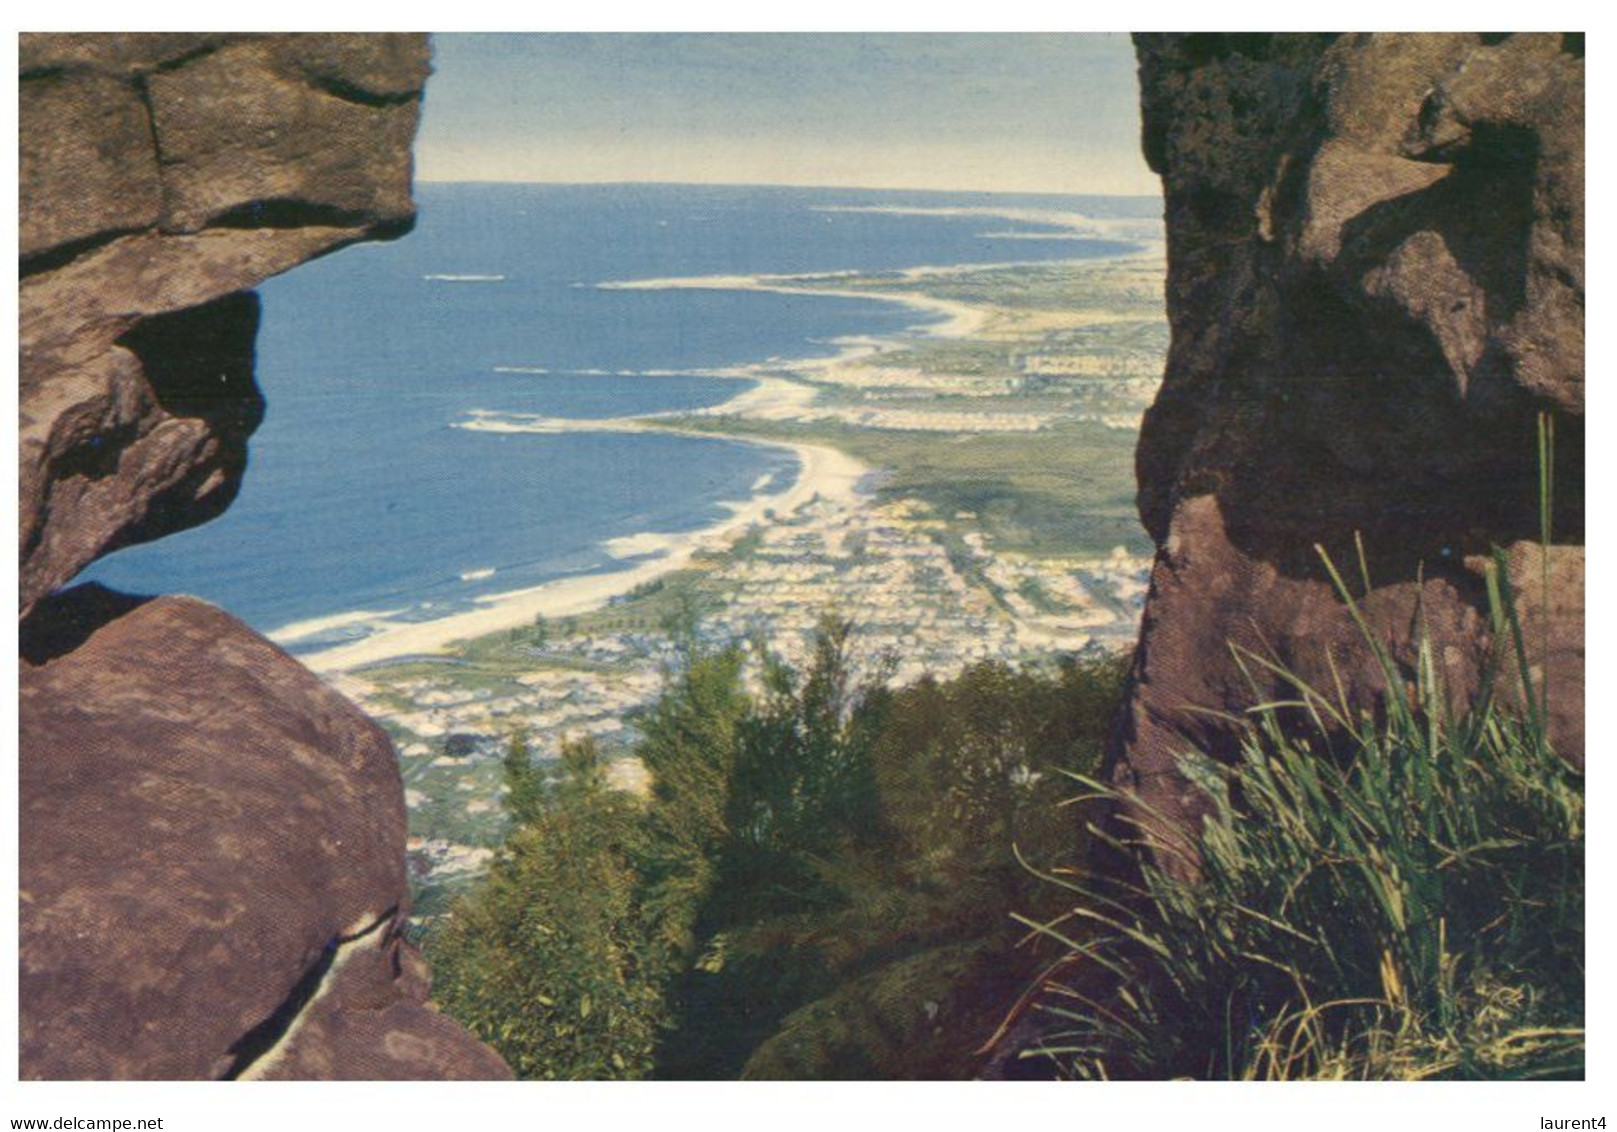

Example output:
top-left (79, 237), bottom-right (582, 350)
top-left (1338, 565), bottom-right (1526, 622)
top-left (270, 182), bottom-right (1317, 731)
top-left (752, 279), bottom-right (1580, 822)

top-left (423, 273), bottom-right (507, 282)
top-left (494, 366), bottom-right (734, 379)
top-left (268, 606), bottom-right (404, 644)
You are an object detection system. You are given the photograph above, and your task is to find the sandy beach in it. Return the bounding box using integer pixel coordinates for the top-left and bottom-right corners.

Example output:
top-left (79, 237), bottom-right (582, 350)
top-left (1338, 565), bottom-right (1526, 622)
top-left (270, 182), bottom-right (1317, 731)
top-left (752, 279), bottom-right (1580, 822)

top-left (292, 264), bottom-right (1002, 673)
top-left (600, 270), bottom-right (992, 341)
top-left (295, 437), bottom-right (867, 673)
top-left (270, 604), bottom-right (409, 647)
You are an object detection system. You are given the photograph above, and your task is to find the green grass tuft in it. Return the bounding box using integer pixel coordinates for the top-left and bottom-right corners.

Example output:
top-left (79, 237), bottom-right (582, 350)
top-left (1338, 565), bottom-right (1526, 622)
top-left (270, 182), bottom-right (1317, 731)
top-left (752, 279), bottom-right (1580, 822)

top-left (1016, 556), bottom-right (1583, 1080)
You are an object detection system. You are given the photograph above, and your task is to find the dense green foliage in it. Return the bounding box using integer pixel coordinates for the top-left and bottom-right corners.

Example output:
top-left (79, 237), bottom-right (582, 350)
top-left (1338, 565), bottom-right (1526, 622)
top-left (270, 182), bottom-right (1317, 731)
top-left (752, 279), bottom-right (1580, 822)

top-left (429, 542), bottom-right (1584, 1083)
top-left (428, 620), bottom-right (1128, 1078)
top-left (632, 644), bottom-right (752, 962)
top-left (650, 627), bottom-right (1119, 1079)
top-left (724, 647), bottom-right (1126, 1078)
top-left (1017, 556), bottom-right (1584, 1080)
top-left (425, 738), bottom-right (666, 1079)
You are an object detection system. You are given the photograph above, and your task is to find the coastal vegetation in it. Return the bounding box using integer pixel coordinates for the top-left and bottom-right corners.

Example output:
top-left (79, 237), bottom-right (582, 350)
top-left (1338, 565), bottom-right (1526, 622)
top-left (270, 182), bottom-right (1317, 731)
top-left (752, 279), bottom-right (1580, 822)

top-left (427, 547), bottom-right (1583, 1081)
top-left (426, 735), bottom-right (666, 1078)
top-left (658, 417), bottom-right (1150, 559)
top-left (788, 257), bottom-right (1166, 317)
top-left (426, 620), bottom-right (1129, 1079)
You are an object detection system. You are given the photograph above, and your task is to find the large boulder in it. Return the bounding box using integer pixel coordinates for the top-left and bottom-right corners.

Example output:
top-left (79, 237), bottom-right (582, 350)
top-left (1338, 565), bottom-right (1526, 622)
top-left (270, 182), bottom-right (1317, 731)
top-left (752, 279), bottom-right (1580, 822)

top-left (1115, 34), bottom-right (1583, 851)
top-left (20, 593), bottom-right (505, 1080)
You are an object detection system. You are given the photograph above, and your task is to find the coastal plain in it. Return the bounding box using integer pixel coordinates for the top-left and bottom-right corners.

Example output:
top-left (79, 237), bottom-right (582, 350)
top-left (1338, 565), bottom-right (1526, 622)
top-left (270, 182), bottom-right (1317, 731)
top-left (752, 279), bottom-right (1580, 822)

top-left (313, 240), bottom-right (1169, 910)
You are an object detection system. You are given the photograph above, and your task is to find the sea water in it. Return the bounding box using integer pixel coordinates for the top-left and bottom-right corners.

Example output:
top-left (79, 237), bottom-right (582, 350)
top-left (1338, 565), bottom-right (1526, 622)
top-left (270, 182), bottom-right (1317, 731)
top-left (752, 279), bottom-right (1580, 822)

top-left (81, 183), bottom-right (1156, 648)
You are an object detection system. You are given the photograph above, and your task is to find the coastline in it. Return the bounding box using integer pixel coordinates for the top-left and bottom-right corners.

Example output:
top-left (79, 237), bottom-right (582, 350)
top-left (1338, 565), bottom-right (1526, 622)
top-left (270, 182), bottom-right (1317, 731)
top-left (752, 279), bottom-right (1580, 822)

top-left (295, 437), bottom-right (867, 673)
top-left (292, 243), bottom-right (1154, 675)
top-left (599, 270), bottom-right (992, 340)
top-left (292, 262), bottom-right (1002, 674)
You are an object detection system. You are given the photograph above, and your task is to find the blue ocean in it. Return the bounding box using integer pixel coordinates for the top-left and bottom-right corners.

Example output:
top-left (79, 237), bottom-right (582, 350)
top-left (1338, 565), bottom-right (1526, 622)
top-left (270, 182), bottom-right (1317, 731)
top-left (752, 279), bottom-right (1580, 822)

top-left (82, 183), bottom-right (1157, 646)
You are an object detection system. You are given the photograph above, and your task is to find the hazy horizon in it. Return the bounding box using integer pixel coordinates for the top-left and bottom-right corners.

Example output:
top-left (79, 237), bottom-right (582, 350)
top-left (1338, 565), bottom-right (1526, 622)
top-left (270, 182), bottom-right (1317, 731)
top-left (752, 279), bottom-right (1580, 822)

top-left (416, 33), bottom-right (1160, 196)
top-left (413, 176), bottom-right (1161, 198)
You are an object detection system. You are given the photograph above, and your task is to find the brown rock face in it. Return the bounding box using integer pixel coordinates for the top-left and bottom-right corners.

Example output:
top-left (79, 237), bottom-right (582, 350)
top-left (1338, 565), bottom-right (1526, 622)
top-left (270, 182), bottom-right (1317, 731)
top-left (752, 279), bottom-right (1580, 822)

top-left (19, 32), bottom-right (429, 618)
top-left (1116, 34), bottom-right (1583, 847)
top-left (18, 33), bottom-right (509, 1079)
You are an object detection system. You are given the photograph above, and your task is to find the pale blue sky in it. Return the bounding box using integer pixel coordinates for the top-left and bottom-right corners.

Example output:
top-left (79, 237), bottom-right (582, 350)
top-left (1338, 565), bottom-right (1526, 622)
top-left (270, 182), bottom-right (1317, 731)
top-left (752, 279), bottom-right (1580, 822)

top-left (415, 33), bottom-right (1158, 195)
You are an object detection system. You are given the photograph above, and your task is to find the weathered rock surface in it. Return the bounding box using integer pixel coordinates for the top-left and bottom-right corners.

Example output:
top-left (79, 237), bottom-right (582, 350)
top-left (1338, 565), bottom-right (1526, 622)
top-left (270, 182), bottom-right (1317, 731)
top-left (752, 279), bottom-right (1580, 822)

top-left (19, 593), bottom-right (508, 1079)
top-left (18, 33), bottom-right (508, 1079)
top-left (19, 32), bottom-right (429, 618)
top-left (1115, 34), bottom-right (1583, 848)
top-left (250, 927), bottom-right (513, 1080)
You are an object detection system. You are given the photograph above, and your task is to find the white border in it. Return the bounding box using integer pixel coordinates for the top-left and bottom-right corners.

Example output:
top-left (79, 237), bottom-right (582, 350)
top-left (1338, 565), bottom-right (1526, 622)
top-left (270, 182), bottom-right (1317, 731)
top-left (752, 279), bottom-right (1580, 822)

top-left (6, 4), bottom-right (1608, 1128)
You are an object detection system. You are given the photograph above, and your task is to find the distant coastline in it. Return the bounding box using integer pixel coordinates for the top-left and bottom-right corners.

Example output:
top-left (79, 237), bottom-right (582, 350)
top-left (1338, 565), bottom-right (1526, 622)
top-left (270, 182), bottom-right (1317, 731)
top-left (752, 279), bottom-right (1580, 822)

top-left (288, 260), bottom-right (979, 672)
top-left (330, 217), bottom-right (1167, 883)
top-left (288, 216), bottom-right (1155, 673)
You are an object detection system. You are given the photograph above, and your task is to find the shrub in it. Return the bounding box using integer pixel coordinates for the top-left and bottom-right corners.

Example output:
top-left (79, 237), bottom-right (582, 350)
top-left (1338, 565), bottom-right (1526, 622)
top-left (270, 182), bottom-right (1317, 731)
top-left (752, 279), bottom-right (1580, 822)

top-left (632, 643), bottom-right (751, 961)
top-left (662, 640), bottom-right (1130, 1079)
top-left (426, 738), bottom-right (665, 1079)
top-left (442, 732), bottom-right (481, 759)
top-left (429, 617), bottom-right (1135, 1081)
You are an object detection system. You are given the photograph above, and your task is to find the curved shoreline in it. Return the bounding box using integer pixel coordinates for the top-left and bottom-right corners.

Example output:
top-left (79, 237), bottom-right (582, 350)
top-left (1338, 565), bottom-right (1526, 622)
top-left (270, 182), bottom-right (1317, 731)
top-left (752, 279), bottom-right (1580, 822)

top-left (598, 270), bottom-right (992, 340)
top-left (294, 436), bottom-right (867, 674)
top-left (292, 266), bottom-right (984, 673)
top-left (292, 248), bottom-right (1145, 674)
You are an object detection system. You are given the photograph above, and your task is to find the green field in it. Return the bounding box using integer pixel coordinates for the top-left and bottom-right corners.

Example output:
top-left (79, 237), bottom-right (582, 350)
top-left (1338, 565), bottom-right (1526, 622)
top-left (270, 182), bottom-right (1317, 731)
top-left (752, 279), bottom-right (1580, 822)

top-left (787, 257), bottom-right (1165, 316)
top-left (655, 416), bottom-right (1152, 558)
